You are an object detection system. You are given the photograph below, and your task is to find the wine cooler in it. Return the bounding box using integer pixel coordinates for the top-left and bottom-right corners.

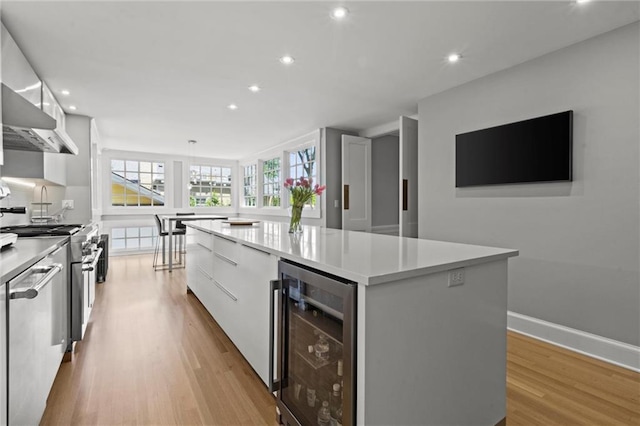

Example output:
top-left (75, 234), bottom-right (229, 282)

top-left (270, 260), bottom-right (357, 426)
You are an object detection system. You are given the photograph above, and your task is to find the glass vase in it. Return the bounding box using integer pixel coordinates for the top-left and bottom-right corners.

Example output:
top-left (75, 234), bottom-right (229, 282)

top-left (288, 204), bottom-right (304, 233)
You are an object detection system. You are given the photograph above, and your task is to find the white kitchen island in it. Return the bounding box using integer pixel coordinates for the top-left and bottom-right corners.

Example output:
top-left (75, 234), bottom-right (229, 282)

top-left (185, 220), bottom-right (518, 426)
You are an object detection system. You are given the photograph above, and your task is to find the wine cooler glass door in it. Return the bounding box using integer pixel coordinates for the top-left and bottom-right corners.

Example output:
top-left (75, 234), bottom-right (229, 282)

top-left (276, 261), bottom-right (356, 426)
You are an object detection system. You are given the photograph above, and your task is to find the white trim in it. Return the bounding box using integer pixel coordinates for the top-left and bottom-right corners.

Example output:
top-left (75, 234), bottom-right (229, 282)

top-left (358, 114), bottom-right (418, 139)
top-left (371, 224), bottom-right (399, 236)
top-left (507, 311), bottom-right (640, 372)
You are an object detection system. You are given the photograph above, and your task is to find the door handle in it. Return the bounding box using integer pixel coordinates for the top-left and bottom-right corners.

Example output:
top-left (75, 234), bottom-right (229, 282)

top-left (269, 279), bottom-right (283, 392)
top-left (402, 179), bottom-right (408, 211)
top-left (344, 184), bottom-right (350, 210)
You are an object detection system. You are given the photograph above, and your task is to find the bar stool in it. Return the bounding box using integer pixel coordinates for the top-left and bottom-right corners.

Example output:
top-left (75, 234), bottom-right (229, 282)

top-left (153, 214), bottom-right (187, 271)
top-left (175, 212), bottom-right (195, 255)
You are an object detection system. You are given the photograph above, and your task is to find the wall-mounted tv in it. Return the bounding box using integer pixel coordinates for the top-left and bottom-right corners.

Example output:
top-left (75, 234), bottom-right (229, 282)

top-left (455, 110), bottom-right (573, 187)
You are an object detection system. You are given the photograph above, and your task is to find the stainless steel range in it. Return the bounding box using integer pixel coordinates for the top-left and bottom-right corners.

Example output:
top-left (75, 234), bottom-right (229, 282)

top-left (69, 223), bottom-right (101, 346)
top-left (1, 223), bottom-right (102, 350)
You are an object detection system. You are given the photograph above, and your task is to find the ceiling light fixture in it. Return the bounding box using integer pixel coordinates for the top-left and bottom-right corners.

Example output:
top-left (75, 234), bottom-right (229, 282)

top-left (61, 90), bottom-right (70, 96)
top-left (248, 85), bottom-right (261, 93)
top-left (279, 55), bottom-right (295, 65)
top-left (331, 6), bottom-right (349, 20)
top-left (228, 104), bottom-right (238, 110)
top-left (69, 105), bottom-right (77, 110)
top-left (576, 0), bottom-right (591, 4)
top-left (448, 53), bottom-right (462, 63)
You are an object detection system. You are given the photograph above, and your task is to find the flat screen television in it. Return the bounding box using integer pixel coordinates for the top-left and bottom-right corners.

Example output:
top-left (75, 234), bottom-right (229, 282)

top-left (455, 110), bottom-right (573, 187)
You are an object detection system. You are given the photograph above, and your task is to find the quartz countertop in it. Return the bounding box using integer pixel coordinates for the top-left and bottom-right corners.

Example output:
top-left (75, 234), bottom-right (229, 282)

top-left (0, 237), bottom-right (69, 283)
top-left (186, 220), bottom-right (518, 285)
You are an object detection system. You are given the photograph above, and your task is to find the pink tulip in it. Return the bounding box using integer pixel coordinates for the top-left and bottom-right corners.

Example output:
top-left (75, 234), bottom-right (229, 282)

top-left (284, 178), bottom-right (294, 188)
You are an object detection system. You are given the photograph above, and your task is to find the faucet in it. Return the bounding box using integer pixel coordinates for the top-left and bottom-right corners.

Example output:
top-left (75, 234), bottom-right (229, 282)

top-left (31, 185), bottom-right (51, 223)
top-left (40, 185), bottom-right (48, 217)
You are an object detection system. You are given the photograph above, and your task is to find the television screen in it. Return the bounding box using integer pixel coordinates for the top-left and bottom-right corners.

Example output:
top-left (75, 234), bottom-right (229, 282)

top-left (455, 111), bottom-right (573, 187)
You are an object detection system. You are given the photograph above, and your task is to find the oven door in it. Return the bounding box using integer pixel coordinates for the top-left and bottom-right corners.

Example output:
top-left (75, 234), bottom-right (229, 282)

top-left (70, 247), bottom-right (102, 343)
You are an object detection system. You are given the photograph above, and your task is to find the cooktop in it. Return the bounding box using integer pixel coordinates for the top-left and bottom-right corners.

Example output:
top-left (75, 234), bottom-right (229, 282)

top-left (0, 224), bottom-right (83, 237)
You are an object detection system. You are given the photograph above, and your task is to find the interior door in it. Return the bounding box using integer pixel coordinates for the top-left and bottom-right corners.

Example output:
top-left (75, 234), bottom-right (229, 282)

top-left (399, 116), bottom-right (418, 238)
top-left (342, 135), bottom-right (372, 232)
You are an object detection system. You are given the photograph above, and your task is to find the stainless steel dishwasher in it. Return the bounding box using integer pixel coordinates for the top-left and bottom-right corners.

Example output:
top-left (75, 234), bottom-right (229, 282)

top-left (8, 244), bottom-right (68, 426)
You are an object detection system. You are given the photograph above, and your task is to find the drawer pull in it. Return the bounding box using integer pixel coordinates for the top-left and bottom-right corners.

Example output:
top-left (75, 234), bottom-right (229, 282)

top-left (213, 279), bottom-right (238, 301)
top-left (196, 242), bottom-right (213, 252)
top-left (197, 266), bottom-right (213, 280)
top-left (215, 252), bottom-right (237, 266)
top-left (241, 243), bottom-right (271, 256)
top-left (214, 235), bottom-right (237, 244)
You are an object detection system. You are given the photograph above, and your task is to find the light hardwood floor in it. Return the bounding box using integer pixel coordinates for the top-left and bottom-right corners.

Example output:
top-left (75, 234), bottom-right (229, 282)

top-left (41, 254), bottom-right (639, 425)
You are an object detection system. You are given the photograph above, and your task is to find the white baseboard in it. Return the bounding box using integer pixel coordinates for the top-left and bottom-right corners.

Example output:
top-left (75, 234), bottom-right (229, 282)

top-left (371, 224), bottom-right (399, 236)
top-left (508, 311), bottom-right (640, 372)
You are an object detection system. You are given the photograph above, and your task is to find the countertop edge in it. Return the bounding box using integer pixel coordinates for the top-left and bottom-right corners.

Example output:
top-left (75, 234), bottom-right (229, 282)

top-left (1, 237), bottom-right (69, 283)
top-left (186, 222), bottom-right (518, 285)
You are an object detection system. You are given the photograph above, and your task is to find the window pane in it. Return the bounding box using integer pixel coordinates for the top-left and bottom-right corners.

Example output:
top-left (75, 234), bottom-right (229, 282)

top-left (125, 161), bottom-right (138, 172)
top-left (140, 162), bottom-right (152, 173)
top-left (111, 159), bottom-right (125, 172)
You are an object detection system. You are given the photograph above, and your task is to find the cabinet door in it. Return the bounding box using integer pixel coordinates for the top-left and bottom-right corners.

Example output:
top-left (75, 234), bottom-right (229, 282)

top-left (233, 244), bottom-right (278, 385)
top-left (0, 279), bottom-right (6, 425)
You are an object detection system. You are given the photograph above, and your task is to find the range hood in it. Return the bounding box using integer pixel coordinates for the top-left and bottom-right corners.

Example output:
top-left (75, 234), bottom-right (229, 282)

top-left (2, 84), bottom-right (79, 155)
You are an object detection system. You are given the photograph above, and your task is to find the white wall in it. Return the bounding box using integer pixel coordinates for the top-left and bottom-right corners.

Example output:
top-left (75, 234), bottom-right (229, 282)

top-left (418, 23), bottom-right (639, 346)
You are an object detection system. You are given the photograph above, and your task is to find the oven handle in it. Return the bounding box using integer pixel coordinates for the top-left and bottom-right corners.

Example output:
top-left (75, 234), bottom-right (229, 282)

top-left (82, 247), bottom-right (103, 272)
top-left (10, 263), bottom-right (63, 300)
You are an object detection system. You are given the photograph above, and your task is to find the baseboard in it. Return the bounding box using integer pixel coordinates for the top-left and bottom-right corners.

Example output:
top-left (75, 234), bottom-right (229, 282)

top-left (371, 224), bottom-right (399, 236)
top-left (508, 311), bottom-right (640, 372)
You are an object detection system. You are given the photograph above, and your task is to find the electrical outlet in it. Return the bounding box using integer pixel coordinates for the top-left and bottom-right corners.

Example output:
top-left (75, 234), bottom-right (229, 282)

top-left (448, 268), bottom-right (465, 287)
top-left (62, 200), bottom-right (74, 210)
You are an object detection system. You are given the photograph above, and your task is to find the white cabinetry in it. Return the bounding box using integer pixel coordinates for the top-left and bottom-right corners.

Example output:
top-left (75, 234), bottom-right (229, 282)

top-left (186, 226), bottom-right (277, 385)
top-left (42, 82), bottom-right (66, 131)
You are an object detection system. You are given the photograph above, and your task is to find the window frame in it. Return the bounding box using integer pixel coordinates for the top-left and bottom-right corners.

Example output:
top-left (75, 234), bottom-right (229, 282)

top-left (188, 163), bottom-right (234, 208)
top-left (237, 129), bottom-right (321, 219)
top-left (104, 151), bottom-right (171, 214)
top-left (242, 163), bottom-right (258, 208)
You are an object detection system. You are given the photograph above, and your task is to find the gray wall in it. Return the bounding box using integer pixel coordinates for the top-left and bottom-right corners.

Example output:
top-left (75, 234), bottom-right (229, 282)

top-left (64, 114), bottom-right (92, 224)
top-left (418, 23), bottom-right (639, 346)
top-left (372, 135), bottom-right (399, 227)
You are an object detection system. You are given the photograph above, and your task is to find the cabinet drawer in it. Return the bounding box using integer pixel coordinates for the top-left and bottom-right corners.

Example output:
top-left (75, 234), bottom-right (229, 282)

top-left (213, 234), bottom-right (238, 264)
top-left (194, 230), bottom-right (213, 252)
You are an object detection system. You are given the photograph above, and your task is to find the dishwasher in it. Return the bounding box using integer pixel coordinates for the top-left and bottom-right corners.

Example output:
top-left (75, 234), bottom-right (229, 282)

top-left (8, 244), bottom-right (68, 426)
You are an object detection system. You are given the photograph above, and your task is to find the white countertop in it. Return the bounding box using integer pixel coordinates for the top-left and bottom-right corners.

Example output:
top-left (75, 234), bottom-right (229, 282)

top-left (186, 220), bottom-right (518, 285)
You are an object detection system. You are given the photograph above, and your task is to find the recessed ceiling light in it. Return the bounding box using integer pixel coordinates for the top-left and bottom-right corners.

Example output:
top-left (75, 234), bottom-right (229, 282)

top-left (69, 105), bottom-right (77, 110)
top-left (448, 53), bottom-right (462, 63)
top-left (188, 139), bottom-right (197, 145)
top-left (248, 85), bottom-right (261, 93)
top-left (576, 0), bottom-right (591, 3)
top-left (61, 90), bottom-right (70, 96)
top-left (331, 6), bottom-right (349, 20)
top-left (228, 104), bottom-right (238, 110)
top-left (279, 55), bottom-right (295, 65)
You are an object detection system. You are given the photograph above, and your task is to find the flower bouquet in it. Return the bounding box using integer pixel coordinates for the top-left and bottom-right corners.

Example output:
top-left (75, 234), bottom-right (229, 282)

top-left (284, 177), bottom-right (326, 233)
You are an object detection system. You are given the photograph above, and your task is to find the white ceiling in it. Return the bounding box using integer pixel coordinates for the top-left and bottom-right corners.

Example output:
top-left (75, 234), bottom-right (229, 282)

top-left (2, 1), bottom-right (638, 159)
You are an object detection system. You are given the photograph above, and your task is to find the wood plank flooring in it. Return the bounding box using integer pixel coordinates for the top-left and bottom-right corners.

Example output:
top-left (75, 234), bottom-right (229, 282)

top-left (41, 254), bottom-right (640, 425)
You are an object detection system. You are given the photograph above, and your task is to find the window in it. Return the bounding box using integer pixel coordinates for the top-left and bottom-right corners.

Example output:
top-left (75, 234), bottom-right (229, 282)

top-left (111, 226), bottom-right (156, 251)
top-left (189, 165), bottom-right (232, 207)
top-left (111, 160), bottom-right (165, 207)
top-left (243, 164), bottom-right (257, 207)
top-left (289, 146), bottom-right (317, 207)
top-left (262, 157), bottom-right (281, 207)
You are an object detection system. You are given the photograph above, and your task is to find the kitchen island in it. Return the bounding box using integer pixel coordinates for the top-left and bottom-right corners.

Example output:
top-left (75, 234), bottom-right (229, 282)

top-left (185, 220), bottom-right (518, 425)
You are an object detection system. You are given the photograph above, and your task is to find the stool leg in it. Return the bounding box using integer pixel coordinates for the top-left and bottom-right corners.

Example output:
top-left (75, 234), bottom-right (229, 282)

top-left (162, 235), bottom-right (166, 264)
